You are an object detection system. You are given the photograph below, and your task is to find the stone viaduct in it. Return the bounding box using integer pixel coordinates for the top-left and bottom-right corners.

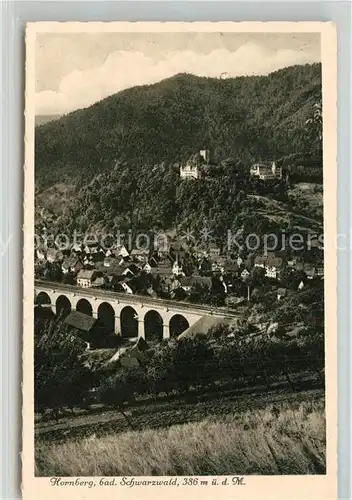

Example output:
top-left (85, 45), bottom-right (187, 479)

top-left (35, 280), bottom-right (238, 340)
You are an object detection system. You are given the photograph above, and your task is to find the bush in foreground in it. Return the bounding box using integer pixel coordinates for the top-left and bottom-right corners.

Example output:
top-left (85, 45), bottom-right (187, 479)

top-left (36, 400), bottom-right (325, 476)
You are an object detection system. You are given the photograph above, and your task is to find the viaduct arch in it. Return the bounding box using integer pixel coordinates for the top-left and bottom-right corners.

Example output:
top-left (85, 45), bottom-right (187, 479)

top-left (98, 302), bottom-right (115, 333)
top-left (144, 310), bottom-right (163, 342)
top-left (55, 295), bottom-right (72, 319)
top-left (34, 282), bottom-right (237, 340)
top-left (76, 298), bottom-right (93, 316)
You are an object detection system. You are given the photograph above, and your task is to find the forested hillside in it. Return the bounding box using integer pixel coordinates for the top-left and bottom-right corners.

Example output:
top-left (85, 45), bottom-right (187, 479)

top-left (36, 63), bottom-right (322, 190)
top-left (35, 63), bottom-right (322, 236)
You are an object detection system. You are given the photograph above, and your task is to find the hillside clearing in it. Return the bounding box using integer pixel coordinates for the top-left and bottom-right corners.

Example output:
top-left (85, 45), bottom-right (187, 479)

top-left (247, 194), bottom-right (323, 230)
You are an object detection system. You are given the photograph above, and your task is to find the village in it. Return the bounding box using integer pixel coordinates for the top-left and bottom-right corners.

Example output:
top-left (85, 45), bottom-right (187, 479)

top-left (34, 228), bottom-right (324, 309)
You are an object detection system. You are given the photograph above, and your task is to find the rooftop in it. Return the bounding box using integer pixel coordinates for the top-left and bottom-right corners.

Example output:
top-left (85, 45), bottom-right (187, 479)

top-left (64, 310), bottom-right (97, 332)
top-left (77, 269), bottom-right (96, 280)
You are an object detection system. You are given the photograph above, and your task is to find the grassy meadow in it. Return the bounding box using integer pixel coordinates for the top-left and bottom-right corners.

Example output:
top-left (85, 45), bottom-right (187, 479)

top-left (36, 399), bottom-right (325, 476)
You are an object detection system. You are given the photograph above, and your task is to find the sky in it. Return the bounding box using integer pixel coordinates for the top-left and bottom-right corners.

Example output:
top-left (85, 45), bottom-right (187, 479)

top-left (35, 32), bottom-right (321, 116)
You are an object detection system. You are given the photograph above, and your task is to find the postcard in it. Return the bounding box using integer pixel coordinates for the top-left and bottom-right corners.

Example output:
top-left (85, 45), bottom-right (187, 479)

top-left (23, 21), bottom-right (337, 500)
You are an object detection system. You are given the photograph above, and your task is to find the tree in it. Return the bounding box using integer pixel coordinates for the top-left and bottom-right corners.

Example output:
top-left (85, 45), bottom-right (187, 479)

top-left (62, 271), bottom-right (75, 285)
top-left (42, 262), bottom-right (63, 282)
top-left (187, 283), bottom-right (212, 305)
top-left (146, 337), bottom-right (215, 396)
top-left (305, 100), bottom-right (322, 141)
top-left (250, 266), bottom-right (266, 287)
top-left (280, 269), bottom-right (306, 290)
top-left (35, 318), bottom-right (93, 414)
top-left (174, 336), bottom-right (215, 392)
top-left (97, 370), bottom-right (138, 429)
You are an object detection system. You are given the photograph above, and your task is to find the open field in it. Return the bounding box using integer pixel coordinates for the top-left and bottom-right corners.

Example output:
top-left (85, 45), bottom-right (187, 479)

top-left (36, 398), bottom-right (325, 476)
top-left (247, 193), bottom-right (323, 231)
top-left (287, 182), bottom-right (324, 221)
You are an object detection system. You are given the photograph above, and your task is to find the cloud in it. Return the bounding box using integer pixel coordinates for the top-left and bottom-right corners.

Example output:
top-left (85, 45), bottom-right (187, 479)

top-left (36, 42), bottom-right (319, 115)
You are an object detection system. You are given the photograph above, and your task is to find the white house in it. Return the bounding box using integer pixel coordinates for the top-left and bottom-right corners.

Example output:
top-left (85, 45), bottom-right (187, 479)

top-left (72, 243), bottom-right (83, 254)
top-left (180, 150), bottom-right (209, 180)
top-left (144, 263), bottom-right (152, 273)
top-left (154, 235), bottom-right (169, 254)
top-left (77, 269), bottom-right (96, 288)
top-left (172, 260), bottom-right (184, 277)
top-left (266, 265), bottom-right (280, 279)
top-left (116, 245), bottom-right (129, 258)
top-left (254, 254), bottom-right (284, 279)
top-left (250, 161), bottom-right (282, 180)
top-left (180, 163), bottom-right (200, 180)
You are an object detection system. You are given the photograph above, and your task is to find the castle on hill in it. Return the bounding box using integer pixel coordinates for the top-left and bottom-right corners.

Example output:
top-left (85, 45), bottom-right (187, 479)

top-left (180, 150), bottom-right (210, 180)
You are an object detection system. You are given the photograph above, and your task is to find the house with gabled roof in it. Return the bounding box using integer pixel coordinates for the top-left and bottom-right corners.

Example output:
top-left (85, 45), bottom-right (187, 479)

top-left (250, 161), bottom-right (282, 180)
top-left (77, 269), bottom-right (96, 288)
top-left (172, 259), bottom-right (184, 277)
top-left (179, 276), bottom-right (212, 293)
top-left (316, 264), bottom-right (324, 277)
top-left (115, 245), bottom-right (129, 258)
top-left (130, 248), bottom-right (149, 262)
top-left (65, 310), bottom-right (96, 333)
top-left (207, 244), bottom-right (221, 258)
top-left (91, 276), bottom-right (106, 288)
top-left (156, 262), bottom-right (173, 279)
top-left (47, 248), bottom-right (64, 263)
top-left (62, 255), bottom-right (83, 274)
top-left (122, 263), bottom-right (141, 277)
top-left (180, 152), bottom-right (205, 180)
top-left (120, 277), bottom-right (138, 295)
top-left (254, 253), bottom-right (284, 279)
top-left (304, 264), bottom-right (316, 280)
top-left (144, 258), bottom-right (159, 274)
top-left (72, 242), bottom-right (84, 254)
top-left (223, 260), bottom-right (239, 276)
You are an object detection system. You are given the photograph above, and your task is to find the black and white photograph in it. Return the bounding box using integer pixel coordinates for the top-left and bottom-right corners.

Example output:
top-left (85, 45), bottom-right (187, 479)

top-left (23, 21), bottom-right (337, 497)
